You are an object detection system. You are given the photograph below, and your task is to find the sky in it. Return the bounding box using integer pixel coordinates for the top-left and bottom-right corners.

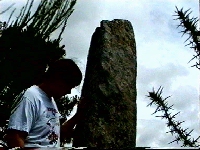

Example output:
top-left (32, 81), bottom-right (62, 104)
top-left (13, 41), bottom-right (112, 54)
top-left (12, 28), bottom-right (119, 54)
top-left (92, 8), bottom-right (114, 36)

top-left (0, 0), bottom-right (200, 148)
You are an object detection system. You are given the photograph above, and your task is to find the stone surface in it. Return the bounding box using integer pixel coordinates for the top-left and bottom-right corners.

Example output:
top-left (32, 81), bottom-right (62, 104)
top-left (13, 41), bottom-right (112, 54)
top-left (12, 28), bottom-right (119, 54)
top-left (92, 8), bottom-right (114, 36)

top-left (72, 19), bottom-right (137, 148)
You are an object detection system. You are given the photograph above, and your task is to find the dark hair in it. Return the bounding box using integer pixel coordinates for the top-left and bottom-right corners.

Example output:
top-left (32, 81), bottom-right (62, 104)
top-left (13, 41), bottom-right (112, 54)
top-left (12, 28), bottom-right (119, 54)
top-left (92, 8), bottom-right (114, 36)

top-left (44, 59), bottom-right (82, 86)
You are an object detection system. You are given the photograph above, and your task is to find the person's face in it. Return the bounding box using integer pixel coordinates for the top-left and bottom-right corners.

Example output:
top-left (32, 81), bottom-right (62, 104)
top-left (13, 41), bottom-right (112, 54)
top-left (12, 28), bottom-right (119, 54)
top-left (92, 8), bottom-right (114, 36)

top-left (52, 79), bottom-right (75, 100)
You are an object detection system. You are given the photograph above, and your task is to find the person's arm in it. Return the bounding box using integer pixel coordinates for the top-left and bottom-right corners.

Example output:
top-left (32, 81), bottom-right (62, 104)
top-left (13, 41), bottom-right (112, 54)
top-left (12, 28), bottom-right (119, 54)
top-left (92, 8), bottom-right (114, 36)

top-left (60, 113), bottom-right (81, 141)
top-left (6, 96), bottom-right (37, 148)
top-left (4, 129), bottom-right (28, 148)
top-left (60, 97), bottom-right (89, 141)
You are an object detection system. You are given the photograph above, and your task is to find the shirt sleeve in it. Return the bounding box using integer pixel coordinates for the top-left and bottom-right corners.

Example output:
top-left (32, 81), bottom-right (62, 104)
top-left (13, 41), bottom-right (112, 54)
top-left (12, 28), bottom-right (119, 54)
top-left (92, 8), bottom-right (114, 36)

top-left (7, 96), bottom-right (37, 133)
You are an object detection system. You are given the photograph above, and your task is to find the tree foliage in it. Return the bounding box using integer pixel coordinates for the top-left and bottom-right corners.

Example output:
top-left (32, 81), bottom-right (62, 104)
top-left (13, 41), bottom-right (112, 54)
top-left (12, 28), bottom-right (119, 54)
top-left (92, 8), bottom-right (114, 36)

top-left (0, 0), bottom-right (79, 146)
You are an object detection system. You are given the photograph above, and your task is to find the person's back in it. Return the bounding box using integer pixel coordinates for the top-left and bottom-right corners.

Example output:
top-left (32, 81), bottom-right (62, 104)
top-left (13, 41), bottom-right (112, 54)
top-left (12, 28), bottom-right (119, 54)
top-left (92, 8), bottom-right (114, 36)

top-left (8, 85), bottom-right (61, 147)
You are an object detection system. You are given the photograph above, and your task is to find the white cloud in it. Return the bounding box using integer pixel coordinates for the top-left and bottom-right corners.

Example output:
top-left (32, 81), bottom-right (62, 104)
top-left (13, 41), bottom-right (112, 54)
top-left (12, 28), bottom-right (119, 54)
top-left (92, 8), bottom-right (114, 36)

top-left (137, 119), bottom-right (183, 147)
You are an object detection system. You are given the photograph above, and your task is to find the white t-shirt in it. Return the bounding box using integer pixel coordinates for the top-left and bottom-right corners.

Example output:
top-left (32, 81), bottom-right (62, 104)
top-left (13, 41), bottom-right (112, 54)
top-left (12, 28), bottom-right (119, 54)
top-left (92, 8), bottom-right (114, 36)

top-left (7, 85), bottom-right (61, 147)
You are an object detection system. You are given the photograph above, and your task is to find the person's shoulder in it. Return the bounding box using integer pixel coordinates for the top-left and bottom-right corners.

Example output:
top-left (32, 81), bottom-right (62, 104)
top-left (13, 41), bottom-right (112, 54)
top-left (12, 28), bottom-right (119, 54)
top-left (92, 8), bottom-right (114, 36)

top-left (24, 85), bottom-right (38, 95)
top-left (22, 85), bottom-right (41, 103)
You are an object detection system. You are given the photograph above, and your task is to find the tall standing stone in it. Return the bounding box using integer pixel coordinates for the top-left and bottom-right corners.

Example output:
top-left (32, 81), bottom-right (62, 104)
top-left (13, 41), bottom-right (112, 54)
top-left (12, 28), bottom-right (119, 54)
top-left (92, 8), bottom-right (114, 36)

top-left (73, 19), bottom-right (137, 148)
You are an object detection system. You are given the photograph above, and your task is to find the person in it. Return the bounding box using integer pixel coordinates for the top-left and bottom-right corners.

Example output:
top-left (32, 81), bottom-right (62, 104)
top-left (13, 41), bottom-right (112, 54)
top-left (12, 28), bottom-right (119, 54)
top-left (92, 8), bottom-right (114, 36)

top-left (4, 58), bottom-right (86, 148)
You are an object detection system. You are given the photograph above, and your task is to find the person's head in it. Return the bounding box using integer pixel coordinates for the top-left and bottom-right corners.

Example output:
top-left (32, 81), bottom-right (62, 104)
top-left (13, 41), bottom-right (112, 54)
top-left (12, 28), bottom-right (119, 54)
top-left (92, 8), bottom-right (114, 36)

top-left (43, 58), bottom-right (82, 99)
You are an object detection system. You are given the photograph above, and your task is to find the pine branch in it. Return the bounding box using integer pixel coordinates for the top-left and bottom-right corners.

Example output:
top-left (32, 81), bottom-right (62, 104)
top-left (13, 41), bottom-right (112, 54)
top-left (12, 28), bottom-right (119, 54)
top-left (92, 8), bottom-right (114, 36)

top-left (146, 86), bottom-right (200, 147)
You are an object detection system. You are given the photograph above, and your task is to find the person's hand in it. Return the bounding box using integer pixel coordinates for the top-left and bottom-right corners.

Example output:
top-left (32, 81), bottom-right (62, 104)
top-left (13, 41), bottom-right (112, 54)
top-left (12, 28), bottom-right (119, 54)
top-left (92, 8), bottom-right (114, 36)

top-left (76, 96), bottom-right (90, 118)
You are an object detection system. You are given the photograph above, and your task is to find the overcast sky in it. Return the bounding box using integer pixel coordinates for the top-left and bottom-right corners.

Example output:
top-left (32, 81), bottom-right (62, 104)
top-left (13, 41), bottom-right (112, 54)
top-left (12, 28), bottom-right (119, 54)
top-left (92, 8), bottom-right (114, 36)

top-left (1, 0), bottom-right (200, 148)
